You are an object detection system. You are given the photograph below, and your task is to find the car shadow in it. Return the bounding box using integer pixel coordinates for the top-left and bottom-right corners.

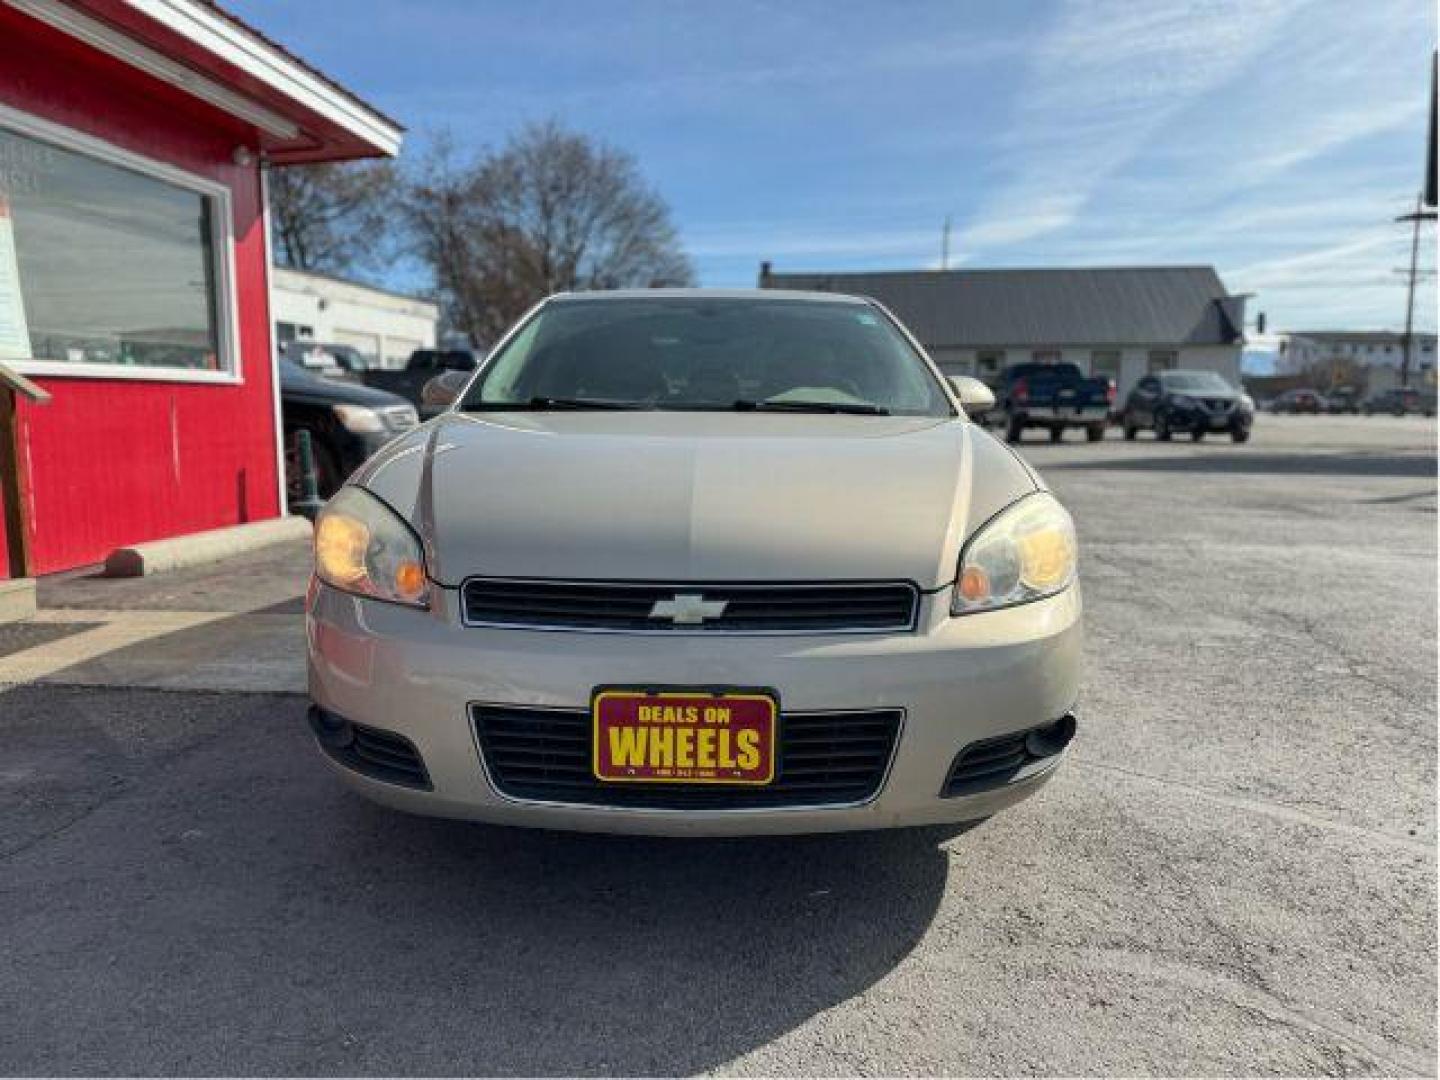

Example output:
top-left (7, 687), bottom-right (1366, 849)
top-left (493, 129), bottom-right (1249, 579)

top-left (321, 799), bottom-right (958, 1074)
top-left (0, 678), bottom-right (957, 1075)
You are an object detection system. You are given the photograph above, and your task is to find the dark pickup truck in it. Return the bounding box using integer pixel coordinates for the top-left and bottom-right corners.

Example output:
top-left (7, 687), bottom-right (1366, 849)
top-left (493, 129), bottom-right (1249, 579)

top-left (360, 348), bottom-right (478, 415)
top-left (995, 362), bottom-right (1115, 443)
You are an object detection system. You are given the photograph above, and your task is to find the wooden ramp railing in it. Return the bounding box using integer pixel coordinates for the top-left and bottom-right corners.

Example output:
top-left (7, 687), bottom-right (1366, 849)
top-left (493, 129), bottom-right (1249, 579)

top-left (0, 362), bottom-right (50, 579)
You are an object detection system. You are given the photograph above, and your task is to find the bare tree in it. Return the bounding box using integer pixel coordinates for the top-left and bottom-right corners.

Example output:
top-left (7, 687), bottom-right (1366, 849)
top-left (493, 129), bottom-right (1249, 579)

top-left (267, 161), bottom-right (399, 276)
top-left (403, 122), bottom-right (694, 345)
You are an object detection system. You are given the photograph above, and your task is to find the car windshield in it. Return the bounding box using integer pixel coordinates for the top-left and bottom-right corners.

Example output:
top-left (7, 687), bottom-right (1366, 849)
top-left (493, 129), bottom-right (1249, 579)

top-left (460, 297), bottom-right (954, 416)
top-left (1162, 372), bottom-right (1233, 393)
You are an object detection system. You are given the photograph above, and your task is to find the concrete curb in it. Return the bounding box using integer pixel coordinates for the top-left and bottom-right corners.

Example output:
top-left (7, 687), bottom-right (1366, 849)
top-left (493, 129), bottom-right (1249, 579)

top-left (103, 516), bottom-right (313, 578)
top-left (0, 577), bottom-right (37, 623)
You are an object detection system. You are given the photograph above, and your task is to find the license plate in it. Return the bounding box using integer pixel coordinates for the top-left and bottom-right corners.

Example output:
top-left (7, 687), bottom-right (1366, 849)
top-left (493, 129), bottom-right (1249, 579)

top-left (592, 689), bottom-right (777, 785)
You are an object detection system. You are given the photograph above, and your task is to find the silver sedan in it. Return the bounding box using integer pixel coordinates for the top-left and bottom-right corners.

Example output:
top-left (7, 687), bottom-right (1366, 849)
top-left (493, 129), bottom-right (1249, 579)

top-left (305, 289), bottom-right (1081, 835)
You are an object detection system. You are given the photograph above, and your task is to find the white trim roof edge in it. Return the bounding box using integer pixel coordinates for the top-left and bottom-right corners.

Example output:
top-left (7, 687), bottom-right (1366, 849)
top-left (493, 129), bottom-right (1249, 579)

top-left (129, 0), bottom-right (403, 156)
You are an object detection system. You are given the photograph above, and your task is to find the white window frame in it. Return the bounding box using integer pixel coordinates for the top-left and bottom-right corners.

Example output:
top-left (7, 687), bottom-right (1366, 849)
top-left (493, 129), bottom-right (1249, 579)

top-left (0, 101), bottom-right (243, 385)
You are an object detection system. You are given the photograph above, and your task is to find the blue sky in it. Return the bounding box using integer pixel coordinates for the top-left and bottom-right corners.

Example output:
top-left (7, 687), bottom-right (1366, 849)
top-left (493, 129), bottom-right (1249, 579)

top-left (233, 0), bottom-right (1435, 337)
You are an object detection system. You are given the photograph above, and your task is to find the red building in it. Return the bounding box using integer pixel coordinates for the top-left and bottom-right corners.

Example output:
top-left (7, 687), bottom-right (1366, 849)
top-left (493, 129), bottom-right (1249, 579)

top-left (0, 0), bottom-right (401, 585)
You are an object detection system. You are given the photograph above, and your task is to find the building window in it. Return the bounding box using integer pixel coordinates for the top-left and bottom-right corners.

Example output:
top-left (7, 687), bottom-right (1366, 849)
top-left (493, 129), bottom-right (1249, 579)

top-left (276, 322), bottom-right (313, 345)
top-left (976, 350), bottom-right (1004, 376)
top-left (0, 120), bottom-right (232, 378)
top-left (1090, 349), bottom-right (1121, 381)
top-left (1032, 350), bottom-right (1061, 365)
top-left (1147, 350), bottom-right (1178, 372)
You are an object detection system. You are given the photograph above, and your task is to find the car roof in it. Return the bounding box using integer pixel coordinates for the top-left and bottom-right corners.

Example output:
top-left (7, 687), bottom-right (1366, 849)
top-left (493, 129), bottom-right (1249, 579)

top-left (546, 288), bottom-right (871, 305)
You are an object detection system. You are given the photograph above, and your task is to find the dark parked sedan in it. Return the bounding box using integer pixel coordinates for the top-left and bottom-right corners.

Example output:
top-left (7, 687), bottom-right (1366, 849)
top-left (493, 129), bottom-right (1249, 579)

top-left (1363, 387), bottom-right (1437, 417)
top-left (1325, 386), bottom-right (1362, 414)
top-left (1121, 370), bottom-right (1253, 443)
top-left (279, 360), bottom-right (418, 500)
top-left (1269, 388), bottom-right (1326, 414)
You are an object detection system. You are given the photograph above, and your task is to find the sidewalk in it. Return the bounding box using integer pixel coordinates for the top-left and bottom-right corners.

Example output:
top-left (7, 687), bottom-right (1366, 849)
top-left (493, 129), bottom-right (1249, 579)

top-left (0, 539), bottom-right (311, 693)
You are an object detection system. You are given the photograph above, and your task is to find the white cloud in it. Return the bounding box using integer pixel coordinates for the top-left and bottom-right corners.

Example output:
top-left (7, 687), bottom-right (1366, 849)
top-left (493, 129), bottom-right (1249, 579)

top-left (944, 0), bottom-right (1435, 330)
top-left (957, 0), bottom-right (1305, 249)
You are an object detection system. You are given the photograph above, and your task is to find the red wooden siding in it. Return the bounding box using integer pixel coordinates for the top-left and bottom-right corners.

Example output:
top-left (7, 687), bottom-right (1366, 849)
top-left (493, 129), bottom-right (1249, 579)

top-left (0, 7), bottom-right (281, 576)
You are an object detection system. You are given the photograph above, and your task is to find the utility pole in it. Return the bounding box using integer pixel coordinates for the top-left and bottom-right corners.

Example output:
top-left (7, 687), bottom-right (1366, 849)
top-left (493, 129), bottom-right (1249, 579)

top-left (941, 216), bottom-right (951, 271)
top-left (1395, 52), bottom-right (1437, 388)
top-left (1400, 193), bottom-right (1423, 388)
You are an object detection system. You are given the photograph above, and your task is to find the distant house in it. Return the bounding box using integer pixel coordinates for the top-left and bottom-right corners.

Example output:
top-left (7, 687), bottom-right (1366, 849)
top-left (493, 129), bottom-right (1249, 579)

top-left (272, 268), bottom-right (439, 371)
top-left (758, 264), bottom-right (1247, 398)
top-left (1278, 330), bottom-right (1437, 392)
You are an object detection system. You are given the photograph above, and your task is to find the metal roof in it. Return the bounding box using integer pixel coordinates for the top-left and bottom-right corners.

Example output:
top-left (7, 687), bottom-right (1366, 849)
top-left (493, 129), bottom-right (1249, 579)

top-left (759, 266), bottom-right (1243, 348)
top-left (21, 0), bottom-right (406, 162)
top-left (196, 0), bottom-right (405, 134)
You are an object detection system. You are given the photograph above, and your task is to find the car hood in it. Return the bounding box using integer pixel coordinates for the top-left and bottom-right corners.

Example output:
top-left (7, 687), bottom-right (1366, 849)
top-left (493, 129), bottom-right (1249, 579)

top-left (354, 411), bottom-right (1038, 590)
top-left (279, 363), bottom-right (411, 409)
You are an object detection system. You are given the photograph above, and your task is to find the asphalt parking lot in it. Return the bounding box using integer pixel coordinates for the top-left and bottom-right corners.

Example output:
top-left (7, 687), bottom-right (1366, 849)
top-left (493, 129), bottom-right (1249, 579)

top-left (0, 414), bottom-right (1434, 1075)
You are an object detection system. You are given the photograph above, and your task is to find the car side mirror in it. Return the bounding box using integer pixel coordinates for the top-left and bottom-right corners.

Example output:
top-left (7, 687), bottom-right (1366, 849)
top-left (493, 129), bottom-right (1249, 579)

top-left (421, 370), bottom-right (469, 413)
top-left (948, 375), bottom-right (996, 415)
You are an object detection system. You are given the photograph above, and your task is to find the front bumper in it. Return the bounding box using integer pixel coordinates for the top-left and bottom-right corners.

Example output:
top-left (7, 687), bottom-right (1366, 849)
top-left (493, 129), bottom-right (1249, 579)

top-left (1169, 407), bottom-right (1252, 432)
top-left (306, 581), bottom-right (1083, 835)
top-left (1020, 406), bottom-right (1109, 425)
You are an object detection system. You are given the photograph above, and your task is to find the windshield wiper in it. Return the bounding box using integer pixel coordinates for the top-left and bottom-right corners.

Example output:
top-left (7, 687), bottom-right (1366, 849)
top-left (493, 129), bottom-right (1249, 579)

top-left (733, 399), bottom-right (891, 416)
top-left (474, 396), bottom-right (644, 411)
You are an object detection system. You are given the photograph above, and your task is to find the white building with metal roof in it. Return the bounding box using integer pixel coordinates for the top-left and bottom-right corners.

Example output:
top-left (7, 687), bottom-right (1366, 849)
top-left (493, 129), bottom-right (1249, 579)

top-left (759, 264), bottom-right (1247, 398)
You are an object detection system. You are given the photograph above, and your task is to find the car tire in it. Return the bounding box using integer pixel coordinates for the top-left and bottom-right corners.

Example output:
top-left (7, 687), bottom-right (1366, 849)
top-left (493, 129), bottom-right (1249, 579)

top-left (1086, 423), bottom-right (1105, 443)
top-left (1231, 428), bottom-right (1251, 444)
top-left (1155, 415), bottom-right (1172, 441)
top-left (1049, 425), bottom-right (1064, 443)
top-left (1006, 417), bottom-right (1024, 444)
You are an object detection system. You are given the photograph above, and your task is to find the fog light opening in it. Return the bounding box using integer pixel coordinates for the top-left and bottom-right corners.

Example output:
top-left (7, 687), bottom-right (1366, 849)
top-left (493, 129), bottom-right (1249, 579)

top-left (308, 705), bottom-right (355, 750)
top-left (1025, 712), bottom-right (1076, 759)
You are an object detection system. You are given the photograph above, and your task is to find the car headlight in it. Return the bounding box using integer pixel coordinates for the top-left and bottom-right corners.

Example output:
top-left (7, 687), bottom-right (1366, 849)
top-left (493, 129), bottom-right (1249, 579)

top-left (1239, 393), bottom-right (1255, 410)
top-left (313, 486), bottom-right (429, 607)
top-left (1171, 394), bottom-right (1197, 409)
top-left (952, 492), bottom-right (1077, 615)
top-left (332, 404), bottom-right (386, 434)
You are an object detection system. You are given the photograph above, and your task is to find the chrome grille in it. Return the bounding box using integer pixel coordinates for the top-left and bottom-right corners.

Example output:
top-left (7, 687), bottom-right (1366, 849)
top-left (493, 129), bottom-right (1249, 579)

top-left (460, 579), bottom-right (920, 633)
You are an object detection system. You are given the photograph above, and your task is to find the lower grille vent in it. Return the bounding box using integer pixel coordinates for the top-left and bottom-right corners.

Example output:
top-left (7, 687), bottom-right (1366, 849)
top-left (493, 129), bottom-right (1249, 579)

top-left (941, 714), bottom-right (1075, 797)
top-left (473, 704), bottom-right (902, 809)
top-left (310, 707), bottom-right (432, 790)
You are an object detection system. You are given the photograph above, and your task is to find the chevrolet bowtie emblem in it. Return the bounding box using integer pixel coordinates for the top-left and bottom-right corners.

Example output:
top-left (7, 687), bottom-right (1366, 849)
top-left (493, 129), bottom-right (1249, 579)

top-left (649, 593), bottom-right (728, 625)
